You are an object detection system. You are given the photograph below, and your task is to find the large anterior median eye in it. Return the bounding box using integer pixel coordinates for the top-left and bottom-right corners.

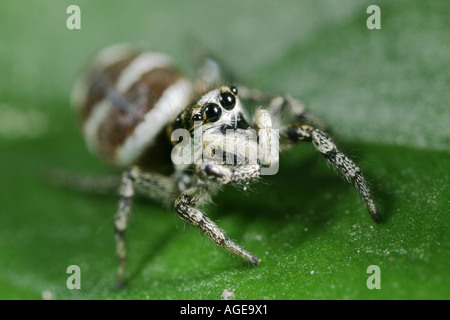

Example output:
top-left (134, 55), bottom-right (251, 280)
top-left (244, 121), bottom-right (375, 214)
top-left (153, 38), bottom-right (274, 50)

top-left (203, 103), bottom-right (222, 122)
top-left (219, 92), bottom-right (236, 110)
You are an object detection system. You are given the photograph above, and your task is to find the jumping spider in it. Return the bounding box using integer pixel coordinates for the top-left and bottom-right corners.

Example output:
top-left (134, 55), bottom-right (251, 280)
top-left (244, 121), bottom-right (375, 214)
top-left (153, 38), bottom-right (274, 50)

top-left (70, 44), bottom-right (381, 287)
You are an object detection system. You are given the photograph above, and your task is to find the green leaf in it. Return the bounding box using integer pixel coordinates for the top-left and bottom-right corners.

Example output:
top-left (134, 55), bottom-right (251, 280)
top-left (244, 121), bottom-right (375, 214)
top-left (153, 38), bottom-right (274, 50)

top-left (0, 0), bottom-right (448, 300)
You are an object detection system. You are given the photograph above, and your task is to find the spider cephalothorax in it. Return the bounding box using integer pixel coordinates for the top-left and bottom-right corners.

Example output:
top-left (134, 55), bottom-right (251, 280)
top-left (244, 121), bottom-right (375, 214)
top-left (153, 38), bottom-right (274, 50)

top-left (71, 44), bottom-right (381, 287)
top-left (168, 86), bottom-right (262, 172)
top-left (169, 85), bottom-right (252, 141)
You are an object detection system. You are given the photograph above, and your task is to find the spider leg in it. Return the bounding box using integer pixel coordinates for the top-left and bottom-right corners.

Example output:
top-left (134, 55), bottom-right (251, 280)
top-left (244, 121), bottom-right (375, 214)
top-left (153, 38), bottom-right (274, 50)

top-left (114, 166), bottom-right (177, 288)
top-left (44, 168), bottom-right (121, 195)
top-left (194, 56), bottom-right (222, 94)
top-left (114, 170), bottom-right (134, 288)
top-left (238, 86), bottom-right (327, 131)
top-left (174, 186), bottom-right (260, 265)
top-left (194, 162), bottom-right (261, 184)
top-left (188, 44), bottom-right (223, 96)
top-left (178, 130), bottom-right (261, 264)
top-left (280, 124), bottom-right (381, 223)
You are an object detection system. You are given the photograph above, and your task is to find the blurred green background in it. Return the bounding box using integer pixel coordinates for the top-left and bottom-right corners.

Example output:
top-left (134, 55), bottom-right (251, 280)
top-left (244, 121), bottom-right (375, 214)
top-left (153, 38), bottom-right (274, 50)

top-left (0, 0), bottom-right (448, 300)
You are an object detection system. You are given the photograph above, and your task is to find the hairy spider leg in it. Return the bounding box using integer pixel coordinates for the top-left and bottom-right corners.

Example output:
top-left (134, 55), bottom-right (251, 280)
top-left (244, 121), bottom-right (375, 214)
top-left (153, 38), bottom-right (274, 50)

top-left (114, 167), bottom-right (177, 288)
top-left (174, 187), bottom-right (261, 266)
top-left (280, 124), bottom-right (381, 223)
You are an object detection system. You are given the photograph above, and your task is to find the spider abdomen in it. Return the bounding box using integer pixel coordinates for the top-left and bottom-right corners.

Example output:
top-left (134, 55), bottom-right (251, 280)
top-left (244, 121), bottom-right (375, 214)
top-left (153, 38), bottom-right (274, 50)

top-left (72, 44), bottom-right (194, 172)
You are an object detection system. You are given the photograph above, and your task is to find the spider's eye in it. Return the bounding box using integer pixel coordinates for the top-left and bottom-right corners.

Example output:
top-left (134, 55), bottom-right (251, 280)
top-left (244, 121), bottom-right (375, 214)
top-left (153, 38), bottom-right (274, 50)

top-left (192, 113), bottom-right (203, 122)
top-left (203, 103), bottom-right (222, 122)
top-left (230, 86), bottom-right (238, 95)
top-left (173, 115), bottom-right (183, 129)
top-left (219, 92), bottom-right (236, 110)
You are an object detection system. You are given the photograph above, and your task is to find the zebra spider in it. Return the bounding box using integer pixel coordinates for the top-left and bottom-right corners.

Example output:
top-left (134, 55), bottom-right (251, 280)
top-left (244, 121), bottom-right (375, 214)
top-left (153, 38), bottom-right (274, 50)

top-left (71, 44), bottom-right (381, 288)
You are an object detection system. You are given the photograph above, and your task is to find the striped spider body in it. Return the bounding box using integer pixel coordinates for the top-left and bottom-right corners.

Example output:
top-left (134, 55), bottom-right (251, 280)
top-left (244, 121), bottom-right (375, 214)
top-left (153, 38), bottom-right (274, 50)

top-left (73, 45), bottom-right (194, 173)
